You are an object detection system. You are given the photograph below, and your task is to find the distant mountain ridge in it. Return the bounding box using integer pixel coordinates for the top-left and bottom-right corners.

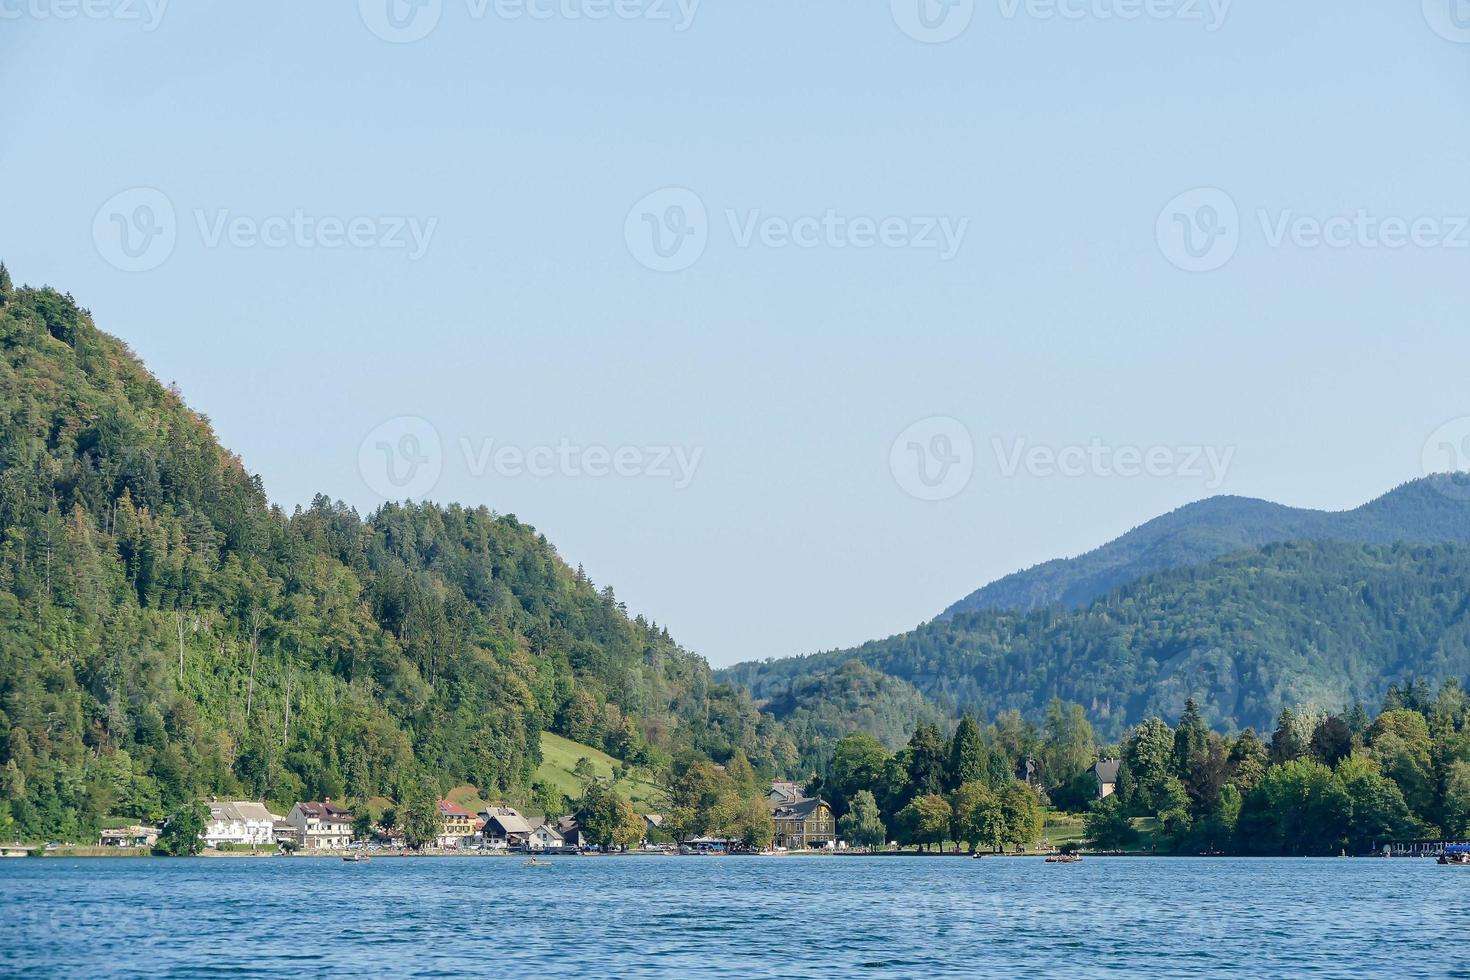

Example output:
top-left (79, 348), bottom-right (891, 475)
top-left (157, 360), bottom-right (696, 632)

top-left (722, 537), bottom-right (1470, 739)
top-left (941, 477), bottom-right (1470, 618)
top-left (718, 476), bottom-right (1470, 742)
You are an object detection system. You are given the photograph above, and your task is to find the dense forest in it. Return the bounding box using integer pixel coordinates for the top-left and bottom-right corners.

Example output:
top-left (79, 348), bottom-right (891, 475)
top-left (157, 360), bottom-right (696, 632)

top-left (0, 273), bottom-right (793, 843)
top-left (757, 661), bottom-right (944, 774)
top-left (941, 479), bottom-right (1470, 617)
top-left (722, 536), bottom-right (1470, 739)
top-left (818, 679), bottom-right (1470, 856)
top-left (1085, 679), bottom-right (1470, 856)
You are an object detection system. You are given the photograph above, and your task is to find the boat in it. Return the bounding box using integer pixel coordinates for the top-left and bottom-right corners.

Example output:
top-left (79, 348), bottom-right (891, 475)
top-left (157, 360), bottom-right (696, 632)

top-left (1045, 853), bottom-right (1082, 864)
top-left (1439, 844), bottom-right (1470, 865)
top-left (343, 853), bottom-right (371, 863)
top-left (524, 858), bottom-right (552, 867)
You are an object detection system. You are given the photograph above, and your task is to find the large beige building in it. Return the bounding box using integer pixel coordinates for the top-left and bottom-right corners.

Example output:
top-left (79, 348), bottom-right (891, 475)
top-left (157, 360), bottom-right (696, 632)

top-left (769, 783), bottom-right (835, 850)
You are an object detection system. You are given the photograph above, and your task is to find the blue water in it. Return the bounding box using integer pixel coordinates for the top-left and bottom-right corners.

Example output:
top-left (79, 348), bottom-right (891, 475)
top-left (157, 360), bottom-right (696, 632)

top-left (1, 856), bottom-right (1467, 978)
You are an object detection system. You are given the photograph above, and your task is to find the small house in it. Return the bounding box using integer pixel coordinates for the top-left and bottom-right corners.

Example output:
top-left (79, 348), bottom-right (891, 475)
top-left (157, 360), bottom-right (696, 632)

top-left (479, 806), bottom-right (532, 850)
top-left (272, 820), bottom-right (299, 847)
top-left (1090, 759), bottom-right (1121, 799)
top-left (99, 825), bottom-right (159, 849)
top-left (528, 822), bottom-right (564, 853)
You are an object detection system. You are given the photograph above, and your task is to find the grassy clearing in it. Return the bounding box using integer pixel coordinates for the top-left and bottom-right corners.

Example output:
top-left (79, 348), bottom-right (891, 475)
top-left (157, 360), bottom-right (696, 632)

top-left (535, 732), bottom-right (665, 811)
top-left (445, 785), bottom-right (490, 814)
top-left (1042, 811), bottom-right (1087, 849)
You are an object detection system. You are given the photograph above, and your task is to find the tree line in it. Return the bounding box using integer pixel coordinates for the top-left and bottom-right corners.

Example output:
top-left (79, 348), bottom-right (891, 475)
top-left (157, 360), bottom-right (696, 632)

top-left (1089, 680), bottom-right (1470, 855)
top-left (813, 708), bottom-right (1071, 853)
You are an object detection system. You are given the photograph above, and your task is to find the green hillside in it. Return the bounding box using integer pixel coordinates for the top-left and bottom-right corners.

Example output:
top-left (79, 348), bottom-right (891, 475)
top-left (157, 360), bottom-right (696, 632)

top-left (0, 273), bottom-right (790, 843)
top-left (756, 661), bottom-right (945, 772)
top-left (723, 540), bottom-right (1470, 739)
top-left (535, 732), bottom-right (665, 811)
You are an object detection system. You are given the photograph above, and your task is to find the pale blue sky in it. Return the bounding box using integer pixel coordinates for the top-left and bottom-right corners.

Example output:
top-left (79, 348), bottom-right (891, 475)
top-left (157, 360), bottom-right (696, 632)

top-left (4, 1), bottom-right (1469, 665)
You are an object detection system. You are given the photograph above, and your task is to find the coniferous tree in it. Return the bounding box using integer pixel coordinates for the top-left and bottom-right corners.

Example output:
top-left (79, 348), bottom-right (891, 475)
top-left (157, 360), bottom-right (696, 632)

top-left (1309, 716), bottom-right (1353, 767)
top-left (1119, 718), bottom-right (1174, 810)
top-left (1269, 708), bottom-right (1305, 766)
top-left (947, 715), bottom-right (986, 791)
top-left (905, 724), bottom-right (948, 799)
top-left (1173, 698), bottom-right (1210, 778)
top-left (1227, 728), bottom-right (1269, 795)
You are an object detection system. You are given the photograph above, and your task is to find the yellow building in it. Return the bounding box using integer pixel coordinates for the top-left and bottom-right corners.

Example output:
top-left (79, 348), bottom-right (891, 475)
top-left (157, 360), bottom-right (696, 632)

top-left (771, 796), bottom-right (835, 850)
top-left (436, 801), bottom-right (478, 848)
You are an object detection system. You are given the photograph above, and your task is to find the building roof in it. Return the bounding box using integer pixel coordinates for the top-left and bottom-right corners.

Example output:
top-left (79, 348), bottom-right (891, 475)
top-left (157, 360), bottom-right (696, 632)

top-left (208, 801), bottom-right (279, 824)
top-left (1091, 759), bottom-right (1121, 784)
top-left (771, 797), bottom-right (829, 821)
top-left (769, 781), bottom-right (805, 803)
top-left (643, 814), bottom-right (664, 827)
top-left (534, 823), bottom-right (564, 842)
top-left (480, 807), bottom-right (532, 835)
top-left (296, 801), bottom-right (353, 821)
top-left (100, 825), bottom-right (157, 839)
top-left (437, 800), bottom-right (476, 818)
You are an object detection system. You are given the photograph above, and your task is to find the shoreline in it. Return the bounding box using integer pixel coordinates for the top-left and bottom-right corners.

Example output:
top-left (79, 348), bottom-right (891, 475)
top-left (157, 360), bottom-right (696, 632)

top-left (4, 847), bottom-right (1401, 861)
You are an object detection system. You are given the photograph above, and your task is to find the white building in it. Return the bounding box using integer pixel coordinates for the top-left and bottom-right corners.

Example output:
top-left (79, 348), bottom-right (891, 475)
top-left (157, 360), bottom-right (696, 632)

top-left (204, 801), bottom-right (279, 847)
top-left (286, 801), bottom-right (354, 850)
top-left (527, 822), bottom-right (564, 852)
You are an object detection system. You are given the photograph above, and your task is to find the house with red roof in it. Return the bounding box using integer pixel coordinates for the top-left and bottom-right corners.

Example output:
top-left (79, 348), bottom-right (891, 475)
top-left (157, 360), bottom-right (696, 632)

top-left (436, 800), bottom-right (478, 848)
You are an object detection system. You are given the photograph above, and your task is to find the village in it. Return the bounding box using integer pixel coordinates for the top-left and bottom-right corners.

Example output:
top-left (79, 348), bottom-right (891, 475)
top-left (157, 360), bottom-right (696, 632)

top-left (86, 779), bottom-right (840, 858)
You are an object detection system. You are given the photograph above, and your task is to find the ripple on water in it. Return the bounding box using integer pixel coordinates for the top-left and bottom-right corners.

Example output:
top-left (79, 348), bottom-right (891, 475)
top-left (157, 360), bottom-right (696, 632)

top-left (0, 857), bottom-right (1466, 977)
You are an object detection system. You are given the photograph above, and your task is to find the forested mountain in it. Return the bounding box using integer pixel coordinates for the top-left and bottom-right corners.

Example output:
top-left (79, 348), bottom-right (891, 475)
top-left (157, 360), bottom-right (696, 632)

top-left (721, 537), bottom-right (1470, 740)
top-left (941, 481), bottom-right (1470, 617)
top-left (0, 274), bottom-right (793, 842)
top-left (756, 661), bottom-right (944, 773)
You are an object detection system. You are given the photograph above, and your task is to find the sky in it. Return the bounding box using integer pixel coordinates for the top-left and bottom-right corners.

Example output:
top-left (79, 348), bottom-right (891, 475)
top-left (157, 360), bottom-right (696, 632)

top-left (3, 1), bottom-right (1469, 667)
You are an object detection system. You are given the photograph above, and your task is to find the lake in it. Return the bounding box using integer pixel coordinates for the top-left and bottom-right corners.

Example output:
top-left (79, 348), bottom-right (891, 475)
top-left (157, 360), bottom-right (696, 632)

top-left (1, 856), bottom-right (1465, 977)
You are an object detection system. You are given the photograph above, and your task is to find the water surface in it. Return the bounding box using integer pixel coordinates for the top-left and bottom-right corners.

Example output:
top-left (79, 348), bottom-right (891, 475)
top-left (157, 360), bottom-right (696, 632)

top-left (1, 856), bottom-right (1465, 978)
